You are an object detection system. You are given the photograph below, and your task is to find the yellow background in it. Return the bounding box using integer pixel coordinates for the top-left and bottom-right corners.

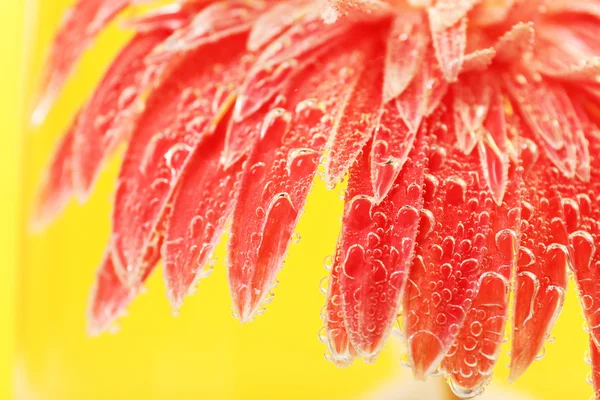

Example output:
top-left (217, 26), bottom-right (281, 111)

top-left (0, 0), bottom-right (596, 398)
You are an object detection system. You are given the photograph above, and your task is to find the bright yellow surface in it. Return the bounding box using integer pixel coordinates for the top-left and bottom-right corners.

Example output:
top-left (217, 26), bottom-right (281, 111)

top-left (2, 0), bottom-right (595, 398)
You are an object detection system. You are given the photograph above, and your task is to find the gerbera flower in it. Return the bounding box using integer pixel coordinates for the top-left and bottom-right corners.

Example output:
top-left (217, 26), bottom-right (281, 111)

top-left (33, 0), bottom-right (600, 397)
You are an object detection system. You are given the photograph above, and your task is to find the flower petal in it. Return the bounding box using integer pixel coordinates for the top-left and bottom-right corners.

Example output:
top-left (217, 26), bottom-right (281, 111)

top-left (494, 22), bottom-right (534, 64)
top-left (87, 237), bottom-right (162, 336)
top-left (337, 134), bottom-right (426, 359)
top-left (428, 0), bottom-right (475, 82)
top-left (324, 247), bottom-right (357, 367)
top-left (509, 132), bottom-right (569, 382)
top-left (32, 113), bottom-right (79, 229)
top-left (543, 0), bottom-right (600, 19)
top-left (247, 0), bottom-right (312, 51)
top-left (111, 34), bottom-right (252, 286)
top-left (383, 12), bottom-right (428, 104)
top-left (163, 119), bottom-right (243, 310)
top-left (502, 65), bottom-right (579, 178)
top-left (148, 0), bottom-right (265, 62)
top-left (370, 102), bottom-right (417, 201)
top-left (33, 0), bottom-right (131, 125)
top-left (123, 1), bottom-right (210, 32)
top-left (396, 46), bottom-right (449, 134)
top-left (325, 40), bottom-right (382, 187)
top-left (453, 72), bottom-right (492, 154)
top-left (442, 156), bottom-right (522, 396)
top-left (428, 0), bottom-right (479, 33)
top-left (224, 14), bottom-right (358, 166)
top-left (478, 81), bottom-right (510, 205)
top-left (322, 0), bottom-right (393, 23)
top-left (72, 30), bottom-right (173, 200)
top-left (404, 106), bottom-right (495, 379)
top-left (461, 48), bottom-right (496, 73)
top-left (554, 120), bottom-right (600, 353)
top-left (228, 39), bottom-right (372, 322)
top-left (429, 15), bottom-right (467, 83)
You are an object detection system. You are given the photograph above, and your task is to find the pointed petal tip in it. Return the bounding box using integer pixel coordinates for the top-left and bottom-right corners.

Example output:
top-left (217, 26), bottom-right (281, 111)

top-left (408, 331), bottom-right (444, 380)
top-left (507, 363), bottom-right (527, 384)
top-left (370, 161), bottom-right (402, 204)
top-left (86, 319), bottom-right (107, 338)
top-left (30, 87), bottom-right (56, 128)
top-left (165, 286), bottom-right (185, 314)
top-left (508, 351), bottom-right (532, 383)
top-left (232, 290), bottom-right (261, 324)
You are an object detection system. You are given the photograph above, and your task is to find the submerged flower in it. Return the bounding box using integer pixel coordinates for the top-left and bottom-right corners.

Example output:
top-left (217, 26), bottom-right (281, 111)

top-left (34, 0), bottom-right (600, 397)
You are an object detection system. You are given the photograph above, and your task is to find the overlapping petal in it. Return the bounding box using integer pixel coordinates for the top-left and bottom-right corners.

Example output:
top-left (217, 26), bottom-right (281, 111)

top-left (33, 0), bottom-right (133, 125)
top-left (33, 1), bottom-right (600, 397)
top-left (229, 35), bottom-right (376, 322)
top-left (403, 105), bottom-right (495, 379)
top-left (111, 34), bottom-right (252, 286)
top-left (334, 132), bottom-right (426, 360)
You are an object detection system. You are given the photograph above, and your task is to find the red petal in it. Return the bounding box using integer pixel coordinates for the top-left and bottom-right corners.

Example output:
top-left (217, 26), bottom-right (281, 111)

top-left (382, 12), bottom-right (428, 104)
top-left (247, 0), bottom-right (312, 52)
top-left (370, 102), bottom-right (417, 201)
top-left (494, 22), bottom-right (534, 64)
top-left (163, 121), bottom-right (243, 310)
top-left (554, 121), bottom-right (600, 353)
top-left (461, 48), bottom-right (496, 73)
top-left (453, 73), bottom-right (492, 154)
top-left (228, 39), bottom-right (373, 322)
top-left (87, 253), bottom-right (138, 336)
top-left (148, 0), bottom-right (265, 62)
top-left (509, 133), bottom-right (569, 382)
top-left (543, 0), bottom-right (600, 19)
top-left (428, 0), bottom-right (479, 32)
top-left (472, 0), bottom-right (516, 26)
top-left (442, 156), bottom-right (522, 396)
top-left (338, 133), bottom-right (426, 359)
top-left (429, 1), bottom-right (469, 83)
top-left (323, 0), bottom-right (393, 22)
top-left (72, 30), bottom-right (172, 200)
top-left (33, 113), bottom-right (79, 229)
top-left (111, 35), bottom-right (252, 286)
top-left (404, 107), bottom-right (495, 379)
top-left (88, 237), bottom-right (162, 336)
top-left (396, 46), bottom-right (449, 134)
top-left (325, 40), bottom-right (382, 187)
top-left (33, 0), bottom-right (130, 125)
top-left (324, 248), bottom-right (357, 367)
top-left (223, 14), bottom-right (357, 166)
top-left (123, 1), bottom-right (209, 32)
top-left (502, 65), bottom-right (579, 178)
top-left (478, 81), bottom-right (510, 205)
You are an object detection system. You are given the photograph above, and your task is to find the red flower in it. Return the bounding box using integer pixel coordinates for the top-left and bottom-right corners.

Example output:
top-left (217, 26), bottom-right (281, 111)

top-left (34, 0), bottom-right (600, 397)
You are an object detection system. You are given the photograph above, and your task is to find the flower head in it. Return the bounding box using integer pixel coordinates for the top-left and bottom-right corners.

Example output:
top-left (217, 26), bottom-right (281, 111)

top-left (34, 0), bottom-right (600, 397)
